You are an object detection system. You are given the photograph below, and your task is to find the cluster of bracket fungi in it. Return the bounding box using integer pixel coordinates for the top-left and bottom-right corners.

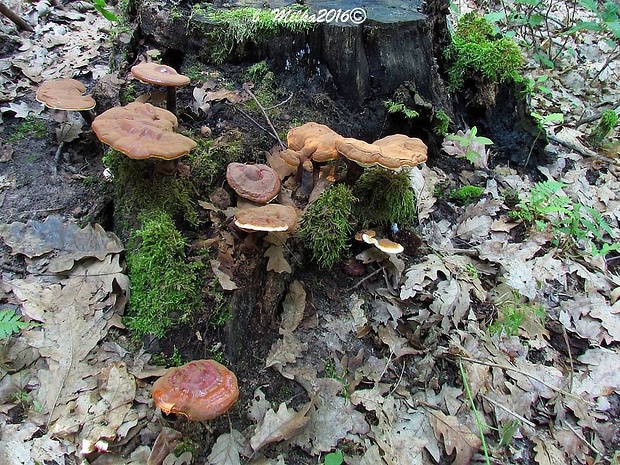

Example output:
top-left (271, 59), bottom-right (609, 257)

top-left (34, 63), bottom-right (429, 422)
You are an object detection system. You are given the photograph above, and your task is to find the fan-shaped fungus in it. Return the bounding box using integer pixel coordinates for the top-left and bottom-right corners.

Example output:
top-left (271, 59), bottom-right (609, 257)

top-left (234, 204), bottom-right (298, 233)
top-left (226, 162), bottom-right (281, 204)
top-left (131, 62), bottom-right (190, 115)
top-left (152, 359), bottom-right (239, 421)
top-left (36, 78), bottom-right (96, 123)
top-left (281, 122), bottom-right (344, 194)
top-left (92, 101), bottom-right (196, 173)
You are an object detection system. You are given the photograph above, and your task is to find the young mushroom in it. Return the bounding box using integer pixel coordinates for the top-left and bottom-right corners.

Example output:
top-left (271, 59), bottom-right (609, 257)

top-left (226, 162), bottom-right (281, 204)
top-left (91, 101), bottom-right (196, 174)
top-left (131, 62), bottom-right (190, 115)
top-left (152, 359), bottom-right (239, 421)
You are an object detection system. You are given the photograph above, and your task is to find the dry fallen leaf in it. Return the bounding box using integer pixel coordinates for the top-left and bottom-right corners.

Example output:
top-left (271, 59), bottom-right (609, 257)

top-left (430, 410), bottom-right (481, 465)
top-left (250, 401), bottom-right (313, 451)
top-left (207, 430), bottom-right (251, 465)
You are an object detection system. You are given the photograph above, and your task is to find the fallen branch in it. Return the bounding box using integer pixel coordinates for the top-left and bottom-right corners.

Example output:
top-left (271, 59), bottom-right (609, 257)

top-left (242, 82), bottom-right (286, 150)
top-left (0, 1), bottom-right (33, 32)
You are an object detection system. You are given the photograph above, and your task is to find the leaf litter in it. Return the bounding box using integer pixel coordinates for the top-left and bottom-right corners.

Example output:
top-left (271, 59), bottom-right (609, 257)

top-left (1, 0), bottom-right (620, 462)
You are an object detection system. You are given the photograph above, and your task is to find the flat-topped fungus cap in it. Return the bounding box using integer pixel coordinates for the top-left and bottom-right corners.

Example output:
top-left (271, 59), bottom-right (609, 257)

top-left (35, 78), bottom-right (96, 111)
top-left (372, 134), bottom-right (428, 169)
top-left (152, 359), bottom-right (238, 422)
top-left (354, 229), bottom-right (404, 254)
top-left (337, 134), bottom-right (428, 170)
top-left (131, 62), bottom-right (191, 87)
top-left (234, 204), bottom-right (298, 232)
top-left (91, 102), bottom-right (196, 160)
top-left (226, 162), bottom-right (281, 204)
top-left (282, 122), bottom-right (344, 166)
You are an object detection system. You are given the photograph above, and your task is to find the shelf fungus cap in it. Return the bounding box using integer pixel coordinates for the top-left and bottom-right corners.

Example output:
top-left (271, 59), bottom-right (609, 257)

top-left (226, 162), bottom-right (281, 203)
top-left (152, 359), bottom-right (239, 422)
top-left (35, 78), bottom-right (96, 111)
top-left (371, 134), bottom-right (428, 169)
top-left (234, 204), bottom-right (298, 232)
top-left (91, 102), bottom-right (196, 160)
top-left (337, 134), bottom-right (428, 170)
top-left (373, 237), bottom-right (404, 254)
top-left (131, 62), bottom-right (191, 87)
top-left (283, 122), bottom-right (344, 166)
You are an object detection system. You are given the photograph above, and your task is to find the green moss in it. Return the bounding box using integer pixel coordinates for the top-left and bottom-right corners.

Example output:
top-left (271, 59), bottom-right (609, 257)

top-left (190, 4), bottom-right (314, 63)
top-left (353, 168), bottom-right (416, 228)
top-left (445, 13), bottom-right (523, 91)
top-left (588, 109), bottom-right (618, 149)
top-left (124, 210), bottom-right (205, 337)
top-left (434, 109), bottom-right (451, 136)
top-left (299, 184), bottom-right (357, 268)
top-left (7, 116), bottom-right (46, 142)
top-left (187, 133), bottom-right (244, 191)
top-left (448, 185), bottom-right (485, 205)
top-left (104, 150), bottom-right (200, 239)
top-left (383, 100), bottom-right (419, 120)
top-left (246, 61), bottom-right (270, 82)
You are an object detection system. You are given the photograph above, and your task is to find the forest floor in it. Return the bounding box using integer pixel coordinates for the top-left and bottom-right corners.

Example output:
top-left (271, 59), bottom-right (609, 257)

top-left (1, 0), bottom-right (620, 465)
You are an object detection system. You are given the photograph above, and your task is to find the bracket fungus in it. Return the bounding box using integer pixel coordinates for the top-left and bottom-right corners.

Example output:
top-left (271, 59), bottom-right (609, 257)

top-left (131, 62), bottom-right (190, 115)
top-left (234, 204), bottom-right (298, 233)
top-left (152, 359), bottom-right (239, 422)
top-left (281, 122), bottom-right (344, 194)
top-left (36, 78), bottom-right (96, 124)
top-left (336, 133), bottom-right (428, 184)
top-left (226, 162), bottom-right (281, 204)
top-left (91, 102), bottom-right (196, 172)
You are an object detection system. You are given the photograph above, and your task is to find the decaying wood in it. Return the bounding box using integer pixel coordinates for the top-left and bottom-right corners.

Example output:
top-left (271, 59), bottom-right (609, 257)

top-left (0, 1), bottom-right (33, 32)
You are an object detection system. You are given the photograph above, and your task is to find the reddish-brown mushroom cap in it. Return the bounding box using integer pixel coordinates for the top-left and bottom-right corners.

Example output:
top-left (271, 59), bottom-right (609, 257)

top-left (234, 204), bottom-right (298, 232)
top-left (91, 102), bottom-right (196, 160)
top-left (371, 134), bottom-right (428, 169)
top-left (284, 122), bottom-right (344, 165)
top-left (337, 134), bottom-right (428, 170)
top-left (131, 62), bottom-right (190, 87)
top-left (226, 163), bottom-right (281, 204)
top-left (152, 359), bottom-right (239, 422)
top-left (35, 78), bottom-right (96, 111)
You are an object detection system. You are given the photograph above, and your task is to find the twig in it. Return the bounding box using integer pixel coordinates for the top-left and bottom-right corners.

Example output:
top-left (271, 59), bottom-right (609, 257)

top-left (481, 394), bottom-right (536, 428)
top-left (264, 92), bottom-right (293, 110)
top-left (459, 359), bottom-right (491, 465)
top-left (242, 83), bottom-right (285, 150)
top-left (456, 356), bottom-right (594, 405)
top-left (0, 1), bottom-right (33, 32)
top-left (344, 266), bottom-right (385, 292)
top-left (230, 105), bottom-right (279, 142)
top-left (53, 141), bottom-right (65, 176)
top-left (565, 422), bottom-right (608, 460)
top-left (588, 46), bottom-right (620, 87)
top-left (547, 133), bottom-right (618, 165)
top-left (574, 104), bottom-right (620, 128)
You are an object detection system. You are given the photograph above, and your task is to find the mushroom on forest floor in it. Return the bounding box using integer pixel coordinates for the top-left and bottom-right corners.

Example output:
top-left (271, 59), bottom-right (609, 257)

top-left (280, 122), bottom-right (344, 195)
top-left (226, 162), bottom-right (281, 204)
top-left (336, 133), bottom-right (428, 185)
top-left (152, 359), bottom-right (239, 422)
top-left (91, 101), bottom-right (196, 173)
top-left (36, 78), bottom-right (98, 174)
top-left (234, 204), bottom-right (298, 233)
top-left (131, 62), bottom-right (190, 115)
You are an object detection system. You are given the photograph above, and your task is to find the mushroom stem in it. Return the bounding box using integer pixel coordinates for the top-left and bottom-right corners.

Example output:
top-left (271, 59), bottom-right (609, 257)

top-left (156, 159), bottom-right (179, 175)
top-left (166, 87), bottom-right (177, 115)
top-left (79, 110), bottom-right (94, 125)
top-left (341, 160), bottom-right (365, 186)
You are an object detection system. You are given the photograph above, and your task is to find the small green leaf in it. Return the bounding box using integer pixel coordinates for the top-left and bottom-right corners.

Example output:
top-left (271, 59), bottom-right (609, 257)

top-left (324, 450), bottom-right (344, 465)
top-left (0, 309), bottom-right (28, 339)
